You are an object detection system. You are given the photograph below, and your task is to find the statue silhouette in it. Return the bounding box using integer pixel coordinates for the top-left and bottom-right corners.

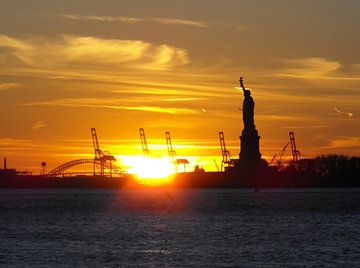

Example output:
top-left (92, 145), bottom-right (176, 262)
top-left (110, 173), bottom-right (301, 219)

top-left (240, 77), bottom-right (255, 129)
top-left (238, 77), bottom-right (262, 165)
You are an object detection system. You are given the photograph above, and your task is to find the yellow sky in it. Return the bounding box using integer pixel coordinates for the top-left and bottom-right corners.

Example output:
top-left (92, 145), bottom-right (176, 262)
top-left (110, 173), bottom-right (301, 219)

top-left (0, 0), bottom-right (359, 174)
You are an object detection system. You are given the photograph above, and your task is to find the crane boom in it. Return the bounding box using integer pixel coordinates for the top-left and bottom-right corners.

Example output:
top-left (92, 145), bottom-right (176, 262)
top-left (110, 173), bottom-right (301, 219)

top-left (270, 131), bottom-right (303, 169)
top-left (90, 128), bottom-right (115, 177)
top-left (269, 142), bottom-right (290, 165)
top-left (139, 128), bottom-right (149, 156)
top-left (91, 128), bottom-right (102, 159)
top-left (165, 131), bottom-right (176, 161)
top-left (219, 132), bottom-right (234, 171)
top-left (289, 131), bottom-right (301, 162)
top-left (165, 131), bottom-right (189, 172)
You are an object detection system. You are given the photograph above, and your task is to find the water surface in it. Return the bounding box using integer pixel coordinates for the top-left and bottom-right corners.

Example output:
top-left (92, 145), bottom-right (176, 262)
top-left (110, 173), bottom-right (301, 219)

top-left (0, 188), bottom-right (359, 266)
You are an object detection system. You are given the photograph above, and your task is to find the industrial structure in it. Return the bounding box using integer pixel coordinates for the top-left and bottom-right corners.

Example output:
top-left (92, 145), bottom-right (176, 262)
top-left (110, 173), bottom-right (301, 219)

top-left (39, 77), bottom-right (295, 178)
top-left (219, 132), bottom-right (235, 171)
top-left (138, 129), bottom-right (189, 172)
top-left (1, 77), bottom-right (309, 182)
top-left (91, 128), bottom-right (116, 176)
top-left (289, 131), bottom-right (302, 163)
top-left (4, 77), bottom-right (358, 189)
top-left (269, 131), bottom-right (304, 168)
top-left (47, 128), bottom-right (125, 177)
top-left (139, 128), bottom-right (150, 156)
top-left (165, 131), bottom-right (189, 172)
top-left (0, 158), bottom-right (32, 176)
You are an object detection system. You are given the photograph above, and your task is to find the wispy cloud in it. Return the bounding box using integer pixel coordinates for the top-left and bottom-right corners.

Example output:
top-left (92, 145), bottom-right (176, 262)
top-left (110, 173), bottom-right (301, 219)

top-left (115, 106), bottom-right (197, 115)
top-left (22, 98), bottom-right (198, 115)
top-left (62, 14), bottom-right (142, 23)
top-left (254, 87), bottom-right (360, 106)
top-left (0, 34), bottom-right (189, 71)
top-left (277, 57), bottom-right (342, 79)
top-left (151, 17), bottom-right (206, 28)
top-left (274, 57), bottom-right (360, 84)
top-left (61, 14), bottom-right (207, 28)
top-left (326, 136), bottom-right (360, 150)
top-left (0, 83), bottom-right (21, 91)
top-left (163, 97), bottom-right (205, 102)
top-left (0, 35), bottom-right (31, 50)
top-left (0, 138), bottom-right (33, 148)
top-left (257, 114), bottom-right (315, 122)
top-left (32, 121), bottom-right (47, 131)
top-left (281, 125), bottom-right (333, 130)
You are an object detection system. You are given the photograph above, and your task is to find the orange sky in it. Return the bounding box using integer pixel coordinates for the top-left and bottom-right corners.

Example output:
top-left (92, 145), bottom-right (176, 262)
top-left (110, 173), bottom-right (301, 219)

top-left (0, 0), bottom-right (359, 174)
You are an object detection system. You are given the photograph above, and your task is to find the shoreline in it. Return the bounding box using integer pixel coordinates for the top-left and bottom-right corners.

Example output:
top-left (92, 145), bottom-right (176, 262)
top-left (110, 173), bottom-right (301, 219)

top-left (1, 170), bottom-right (360, 189)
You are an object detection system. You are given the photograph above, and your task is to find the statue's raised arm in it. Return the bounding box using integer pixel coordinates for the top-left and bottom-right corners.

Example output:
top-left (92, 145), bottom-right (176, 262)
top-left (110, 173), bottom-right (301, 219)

top-left (239, 77), bottom-right (246, 96)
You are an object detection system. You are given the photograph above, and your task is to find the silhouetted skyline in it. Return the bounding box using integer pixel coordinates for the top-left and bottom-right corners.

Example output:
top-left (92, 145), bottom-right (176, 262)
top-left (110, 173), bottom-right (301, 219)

top-left (0, 0), bottom-right (359, 172)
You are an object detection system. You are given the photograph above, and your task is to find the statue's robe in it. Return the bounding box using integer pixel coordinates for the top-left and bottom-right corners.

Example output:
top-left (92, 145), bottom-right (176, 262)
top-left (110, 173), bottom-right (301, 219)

top-left (243, 93), bottom-right (255, 129)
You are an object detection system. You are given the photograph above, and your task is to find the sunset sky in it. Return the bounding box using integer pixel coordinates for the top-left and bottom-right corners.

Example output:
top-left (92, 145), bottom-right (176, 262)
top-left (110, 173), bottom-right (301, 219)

top-left (1, 0), bottom-right (359, 174)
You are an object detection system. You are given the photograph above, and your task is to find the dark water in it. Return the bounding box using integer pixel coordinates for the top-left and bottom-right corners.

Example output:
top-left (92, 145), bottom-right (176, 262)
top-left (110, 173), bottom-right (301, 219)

top-left (0, 189), bottom-right (360, 267)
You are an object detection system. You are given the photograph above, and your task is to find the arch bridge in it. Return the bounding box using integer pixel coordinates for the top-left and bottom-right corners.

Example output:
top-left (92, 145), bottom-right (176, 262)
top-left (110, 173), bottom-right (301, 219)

top-left (47, 159), bottom-right (126, 178)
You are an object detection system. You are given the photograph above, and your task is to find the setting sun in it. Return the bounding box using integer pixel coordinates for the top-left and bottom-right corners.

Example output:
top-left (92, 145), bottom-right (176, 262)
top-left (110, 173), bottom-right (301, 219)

top-left (1, 1), bottom-right (360, 267)
top-left (120, 155), bottom-right (175, 185)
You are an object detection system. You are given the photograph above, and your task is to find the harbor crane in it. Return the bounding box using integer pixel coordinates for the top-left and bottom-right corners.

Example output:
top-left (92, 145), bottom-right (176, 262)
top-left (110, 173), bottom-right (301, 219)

top-left (91, 128), bottom-right (115, 177)
top-left (269, 142), bottom-right (290, 167)
top-left (165, 131), bottom-right (176, 162)
top-left (270, 131), bottom-right (304, 168)
top-left (219, 132), bottom-right (235, 171)
top-left (139, 128), bottom-right (149, 156)
top-left (47, 129), bottom-right (125, 177)
top-left (289, 131), bottom-right (305, 168)
top-left (165, 131), bottom-right (189, 173)
top-left (289, 131), bottom-right (302, 162)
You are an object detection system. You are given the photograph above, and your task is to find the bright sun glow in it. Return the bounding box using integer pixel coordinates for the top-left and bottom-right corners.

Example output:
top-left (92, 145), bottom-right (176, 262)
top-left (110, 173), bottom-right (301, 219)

top-left (120, 156), bottom-right (175, 185)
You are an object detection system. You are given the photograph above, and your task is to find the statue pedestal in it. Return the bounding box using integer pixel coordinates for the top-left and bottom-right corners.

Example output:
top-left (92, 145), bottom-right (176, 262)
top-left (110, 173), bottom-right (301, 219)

top-left (234, 126), bottom-right (267, 173)
top-left (239, 127), bottom-right (261, 162)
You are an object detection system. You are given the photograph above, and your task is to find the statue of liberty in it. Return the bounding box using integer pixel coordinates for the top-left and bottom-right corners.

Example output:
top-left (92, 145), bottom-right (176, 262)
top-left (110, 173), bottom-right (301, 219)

top-left (240, 77), bottom-right (255, 129)
top-left (238, 77), bottom-right (261, 164)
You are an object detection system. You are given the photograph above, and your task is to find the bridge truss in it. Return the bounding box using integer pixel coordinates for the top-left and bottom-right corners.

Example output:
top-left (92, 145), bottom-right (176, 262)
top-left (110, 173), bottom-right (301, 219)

top-left (47, 159), bottom-right (126, 178)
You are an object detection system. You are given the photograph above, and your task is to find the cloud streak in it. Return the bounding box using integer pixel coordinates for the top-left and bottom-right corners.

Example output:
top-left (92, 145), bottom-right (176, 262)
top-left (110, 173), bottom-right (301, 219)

top-left (273, 57), bottom-right (360, 83)
top-left (0, 34), bottom-right (189, 71)
top-left (0, 35), bottom-right (31, 50)
top-left (22, 98), bottom-right (198, 115)
top-left (277, 57), bottom-right (342, 79)
top-left (62, 14), bottom-right (207, 28)
top-left (0, 83), bottom-right (21, 91)
top-left (32, 121), bottom-right (47, 131)
top-left (326, 136), bottom-right (360, 150)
